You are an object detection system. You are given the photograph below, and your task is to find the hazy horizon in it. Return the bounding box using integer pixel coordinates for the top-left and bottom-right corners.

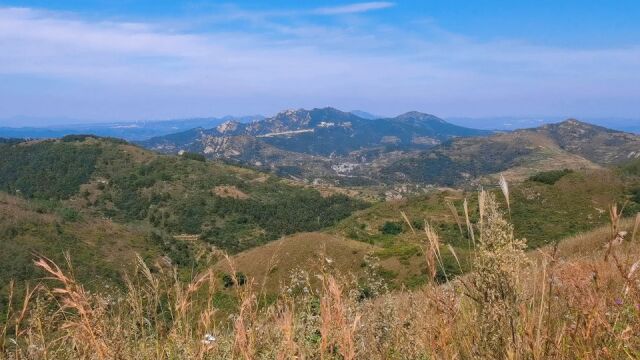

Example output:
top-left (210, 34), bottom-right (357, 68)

top-left (1, 111), bottom-right (638, 134)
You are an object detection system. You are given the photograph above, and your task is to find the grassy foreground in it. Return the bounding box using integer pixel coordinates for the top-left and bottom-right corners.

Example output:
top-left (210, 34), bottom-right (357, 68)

top-left (2, 190), bottom-right (640, 359)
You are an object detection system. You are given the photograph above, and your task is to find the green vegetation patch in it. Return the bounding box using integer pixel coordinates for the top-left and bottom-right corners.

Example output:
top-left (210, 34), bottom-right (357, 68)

top-left (375, 243), bottom-right (422, 260)
top-left (382, 140), bottom-right (534, 186)
top-left (94, 152), bottom-right (368, 253)
top-left (180, 152), bottom-right (206, 162)
top-left (379, 221), bottom-right (403, 235)
top-left (528, 169), bottom-right (573, 185)
top-left (0, 140), bottom-right (102, 199)
top-left (510, 171), bottom-right (626, 247)
top-left (621, 157), bottom-right (640, 177)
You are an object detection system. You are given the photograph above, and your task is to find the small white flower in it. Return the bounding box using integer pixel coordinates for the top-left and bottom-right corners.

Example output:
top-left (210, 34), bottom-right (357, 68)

top-left (202, 333), bottom-right (216, 345)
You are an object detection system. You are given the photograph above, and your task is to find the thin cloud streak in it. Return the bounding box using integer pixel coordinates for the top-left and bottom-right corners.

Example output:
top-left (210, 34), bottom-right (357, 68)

top-left (312, 2), bottom-right (395, 15)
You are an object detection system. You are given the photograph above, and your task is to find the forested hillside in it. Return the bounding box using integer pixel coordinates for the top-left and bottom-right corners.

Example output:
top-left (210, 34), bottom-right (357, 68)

top-left (0, 136), bottom-right (368, 307)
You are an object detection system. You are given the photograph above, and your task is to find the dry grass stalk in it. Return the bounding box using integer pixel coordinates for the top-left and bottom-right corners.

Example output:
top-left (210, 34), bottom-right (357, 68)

top-left (623, 260), bottom-right (640, 296)
top-left (424, 221), bottom-right (448, 282)
top-left (0, 280), bottom-right (13, 351)
top-left (463, 198), bottom-right (476, 247)
top-left (174, 270), bottom-right (211, 320)
top-left (34, 256), bottom-right (111, 359)
top-left (222, 252), bottom-right (258, 360)
top-left (320, 275), bottom-right (359, 360)
top-left (234, 294), bottom-right (256, 360)
top-left (446, 200), bottom-right (464, 236)
top-left (6, 190), bottom-right (640, 359)
top-left (604, 203), bottom-right (624, 261)
top-left (479, 189), bottom-right (487, 230)
top-left (14, 283), bottom-right (40, 342)
top-left (499, 175), bottom-right (511, 214)
top-left (633, 213), bottom-right (640, 242)
top-left (276, 301), bottom-right (297, 360)
top-left (447, 244), bottom-right (462, 272)
top-left (400, 211), bottom-right (416, 235)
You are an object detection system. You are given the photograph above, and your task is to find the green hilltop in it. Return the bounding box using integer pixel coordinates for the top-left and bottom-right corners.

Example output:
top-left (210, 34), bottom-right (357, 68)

top-left (0, 136), bottom-right (367, 305)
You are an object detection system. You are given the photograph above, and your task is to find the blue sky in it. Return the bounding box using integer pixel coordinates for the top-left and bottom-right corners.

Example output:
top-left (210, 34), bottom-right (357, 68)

top-left (1, 1), bottom-right (639, 125)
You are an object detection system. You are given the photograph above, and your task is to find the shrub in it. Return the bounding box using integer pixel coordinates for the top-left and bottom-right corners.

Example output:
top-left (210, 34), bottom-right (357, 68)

top-left (528, 169), bottom-right (573, 185)
top-left (630, 186), bottom-right (640, 203)
top-left (465, 192), bottom-right (528, 357)
top-left (58, 208), bottom-right (81, 222)
top-left (222, 272), bottom-right (247, 288)
top-left (379, 221), bottom-right (403, 235)
top-left (180, 152), bottom-right (206, 162)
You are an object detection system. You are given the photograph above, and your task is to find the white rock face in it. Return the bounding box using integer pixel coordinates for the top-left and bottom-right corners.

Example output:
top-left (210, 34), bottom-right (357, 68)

top-left (216, 121), bottom-right (239, 134)
top-left (380, 136), bottom-right (400, 144)
top-left (318, 122), bottom-right (336, 128)
top-left (256, 129), bottom-right (314, 138)
top-left (412, 136), bottom-right (440, 146)
top-left (201, 136), bottom-right (234, 156)
top-left (332, 163), bottom-right (359, 175)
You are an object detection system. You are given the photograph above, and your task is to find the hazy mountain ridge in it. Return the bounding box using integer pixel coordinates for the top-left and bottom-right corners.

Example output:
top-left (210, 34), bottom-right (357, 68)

top-left (140, 111), bottom-right (640, 188)
top-left (533, 119), bottom-right (640, 164)
top-left (142, 107), bottom-right (489, 153)
top-left (140, 107), bottom-right (490, 183)
top-left (446, 116), bottom-right (640, 133)
top-left (0, 115), bottom-right (266, 141)
top-left (382, 119), bottom-right (640, 186)
top-left (6, 114), bottom-right (635, 189)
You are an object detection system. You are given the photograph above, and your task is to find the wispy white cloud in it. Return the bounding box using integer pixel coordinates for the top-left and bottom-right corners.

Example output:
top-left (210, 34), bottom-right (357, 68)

top-left (312, 2), bottom-right (395, 15)
top-left (0, 5), bottom-right (638, 122)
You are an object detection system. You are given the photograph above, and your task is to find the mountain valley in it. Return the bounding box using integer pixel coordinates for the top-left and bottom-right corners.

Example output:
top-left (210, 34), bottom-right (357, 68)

top-left (2, 112), bottom-right (640, 359)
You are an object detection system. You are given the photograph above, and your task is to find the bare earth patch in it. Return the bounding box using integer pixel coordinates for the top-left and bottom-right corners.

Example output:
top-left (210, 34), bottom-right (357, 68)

top-left (213, 185), bottom-right (249, 199)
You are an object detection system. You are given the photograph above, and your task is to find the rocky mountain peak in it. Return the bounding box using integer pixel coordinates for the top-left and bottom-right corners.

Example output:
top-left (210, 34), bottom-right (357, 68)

top-left (394, 111), bottom-right (445, 123)
top-left (216, 120), bottom-right (240, 134)
top-left (542, 118), bottom-right (614, 136)
top-left (558, 118), bottom-right (601, 129)
top-left (271, 109), bottom-right (311, 124)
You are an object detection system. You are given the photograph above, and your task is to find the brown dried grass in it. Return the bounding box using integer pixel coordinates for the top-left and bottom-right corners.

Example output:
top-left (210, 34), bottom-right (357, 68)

top-left (3, 193), bottom-right (640, 359)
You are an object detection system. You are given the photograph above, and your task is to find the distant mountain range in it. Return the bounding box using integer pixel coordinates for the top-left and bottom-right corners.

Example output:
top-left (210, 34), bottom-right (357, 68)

top-left (142, 108), bottom-right (488, 156)
top-left (139, 107), bottom-right (490, 184)
top-left (446, 116), bottom-right (640, 133)
top-left (0, 115), bottom-right (265, 141)
top-left (3, 107), bottom-right (638, 188)
top-left (349, 110), bottom-right (382, 120)
top-left (140, 112), bottom-right (640, 187)
top-left (2, 111), bottom-right (636, 142)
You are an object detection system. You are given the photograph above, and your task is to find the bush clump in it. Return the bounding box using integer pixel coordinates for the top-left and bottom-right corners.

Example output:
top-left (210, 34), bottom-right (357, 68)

top-left (379, 221), bottom-right (403, 235)
top-left (528, 169), bottom-right (573, 185)
top-left (180, 152), bottom-right (206, 162)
